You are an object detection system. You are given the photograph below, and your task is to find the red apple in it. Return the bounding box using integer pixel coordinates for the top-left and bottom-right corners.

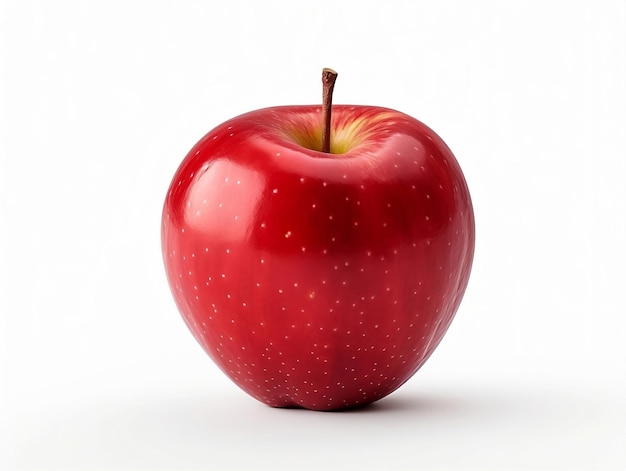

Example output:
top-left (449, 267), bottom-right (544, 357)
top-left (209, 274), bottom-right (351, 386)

top-left (161, 73), bottom-right (474, 411)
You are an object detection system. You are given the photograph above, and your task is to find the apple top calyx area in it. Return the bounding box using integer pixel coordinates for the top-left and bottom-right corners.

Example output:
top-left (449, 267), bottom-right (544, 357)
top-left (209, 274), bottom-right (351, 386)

top-left (278, 106), bottom-right (395, 155)
top-left (267, 105), bottom-right (413, 155)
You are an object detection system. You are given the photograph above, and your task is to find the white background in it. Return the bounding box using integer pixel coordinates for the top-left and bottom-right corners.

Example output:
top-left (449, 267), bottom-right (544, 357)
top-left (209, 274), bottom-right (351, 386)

top-left (1, 0), bottom-right (625, 469)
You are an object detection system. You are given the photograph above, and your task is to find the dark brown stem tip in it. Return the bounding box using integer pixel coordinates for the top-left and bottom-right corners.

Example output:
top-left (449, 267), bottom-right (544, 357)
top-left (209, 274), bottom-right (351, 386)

top-left (322, 68), bottom-right (338, 86)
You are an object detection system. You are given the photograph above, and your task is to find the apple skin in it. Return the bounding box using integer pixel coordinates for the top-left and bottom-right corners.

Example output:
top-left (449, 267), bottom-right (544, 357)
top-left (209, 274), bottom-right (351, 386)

top-left (161, 105), bottom-right (474, 411)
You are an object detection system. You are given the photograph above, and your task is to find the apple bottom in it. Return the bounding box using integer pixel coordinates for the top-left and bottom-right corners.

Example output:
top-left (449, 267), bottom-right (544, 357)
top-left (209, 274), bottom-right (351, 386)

top-left (171, 242), bottom-right (466, 411)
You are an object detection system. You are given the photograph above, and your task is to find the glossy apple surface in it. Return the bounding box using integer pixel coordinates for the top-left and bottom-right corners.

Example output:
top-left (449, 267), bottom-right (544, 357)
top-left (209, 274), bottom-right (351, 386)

top-left (161, 105), bottom-right (474, 411)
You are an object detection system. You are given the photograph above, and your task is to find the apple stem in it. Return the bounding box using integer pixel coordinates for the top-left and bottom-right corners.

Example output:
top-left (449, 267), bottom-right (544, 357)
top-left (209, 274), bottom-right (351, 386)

top-left (321, 68), bottom-right (338, 153)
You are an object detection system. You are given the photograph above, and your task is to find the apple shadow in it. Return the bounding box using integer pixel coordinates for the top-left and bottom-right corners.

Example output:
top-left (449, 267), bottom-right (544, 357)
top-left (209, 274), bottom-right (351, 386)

top-left (350, 392), bottom-right (461, 414)
top-left (272, 386), bottom-right (478, 416)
